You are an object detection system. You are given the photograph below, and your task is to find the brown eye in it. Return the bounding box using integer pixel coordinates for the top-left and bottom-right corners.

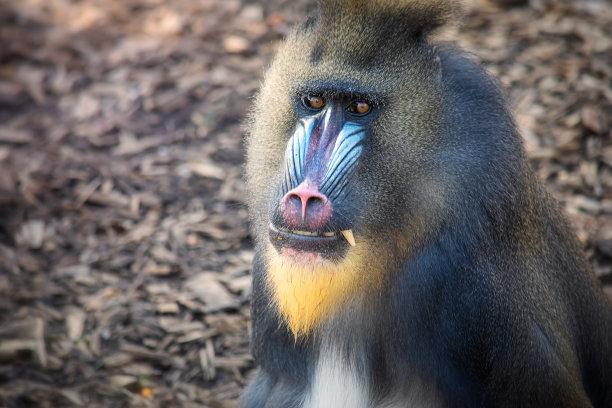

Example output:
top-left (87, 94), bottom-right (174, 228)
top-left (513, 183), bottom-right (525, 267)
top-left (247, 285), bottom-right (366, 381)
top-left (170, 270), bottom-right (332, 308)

top-left (348, 101), bottom-right (371, 115)
top-left (303, 95), bottom-right (325, 110)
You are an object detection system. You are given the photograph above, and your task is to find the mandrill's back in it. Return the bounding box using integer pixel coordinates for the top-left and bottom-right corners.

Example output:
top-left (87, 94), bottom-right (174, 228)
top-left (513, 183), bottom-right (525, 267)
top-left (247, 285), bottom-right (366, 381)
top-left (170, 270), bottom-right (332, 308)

top-left (241, 1), bottom-right (612, 407)
top-left (412, 47), bottom-right (612, 407)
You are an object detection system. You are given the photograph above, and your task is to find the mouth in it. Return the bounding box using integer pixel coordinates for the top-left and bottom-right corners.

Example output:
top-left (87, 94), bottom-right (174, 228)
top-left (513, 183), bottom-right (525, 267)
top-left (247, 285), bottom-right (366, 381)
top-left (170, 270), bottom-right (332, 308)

top-left (269, 223), bottom-right (355, 257)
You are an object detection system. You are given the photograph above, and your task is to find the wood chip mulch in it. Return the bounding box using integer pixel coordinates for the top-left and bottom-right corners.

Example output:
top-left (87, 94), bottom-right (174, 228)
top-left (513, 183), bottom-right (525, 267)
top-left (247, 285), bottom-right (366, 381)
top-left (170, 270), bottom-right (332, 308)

top-left (0, 0), bottom-right (610, 407)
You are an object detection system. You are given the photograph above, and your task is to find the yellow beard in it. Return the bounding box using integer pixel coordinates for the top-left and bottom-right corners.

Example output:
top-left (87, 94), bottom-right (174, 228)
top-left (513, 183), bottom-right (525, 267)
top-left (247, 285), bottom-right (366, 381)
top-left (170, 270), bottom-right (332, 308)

top-left (265, 241), bottom-right (382, 338)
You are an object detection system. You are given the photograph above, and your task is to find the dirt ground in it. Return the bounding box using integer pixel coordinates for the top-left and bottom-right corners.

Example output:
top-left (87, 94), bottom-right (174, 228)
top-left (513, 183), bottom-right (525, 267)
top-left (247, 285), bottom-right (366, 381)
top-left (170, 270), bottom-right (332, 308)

top-left (0, 0), bottom-right (610, 407)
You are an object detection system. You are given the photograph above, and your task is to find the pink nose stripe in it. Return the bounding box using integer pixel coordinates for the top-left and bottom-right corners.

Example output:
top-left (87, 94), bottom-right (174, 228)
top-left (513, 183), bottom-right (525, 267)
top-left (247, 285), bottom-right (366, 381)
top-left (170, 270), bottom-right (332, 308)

top-left (280, 180), bottom-right (332, 229)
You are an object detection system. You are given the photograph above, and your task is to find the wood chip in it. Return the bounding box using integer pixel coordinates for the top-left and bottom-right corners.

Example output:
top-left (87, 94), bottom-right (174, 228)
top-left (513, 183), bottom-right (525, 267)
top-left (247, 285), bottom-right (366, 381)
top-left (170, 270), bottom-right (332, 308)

top-left (187, 161), bottom-right (227, 180)
top-left (199, 339), bottom-right (216, 380)
top-left (66, 308), bottom-right (86, 341)
top-left (15, 219), bottom-right (45, 249)
top-left (0, 318), bottom-right (47, 367)
top-left (223, 35), bottom-right (250, 53)
top-left (185, 272), bottom-right (237, 312)
top-left (157, 302), bottom-right (180, 314)
top-left (0, 128), bottom-right (34, 144)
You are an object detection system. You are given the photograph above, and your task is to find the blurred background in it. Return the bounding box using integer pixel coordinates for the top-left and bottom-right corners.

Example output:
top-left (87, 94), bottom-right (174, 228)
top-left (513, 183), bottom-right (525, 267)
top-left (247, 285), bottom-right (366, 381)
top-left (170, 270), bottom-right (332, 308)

top-left (0, 0), bottom-right (610, 406)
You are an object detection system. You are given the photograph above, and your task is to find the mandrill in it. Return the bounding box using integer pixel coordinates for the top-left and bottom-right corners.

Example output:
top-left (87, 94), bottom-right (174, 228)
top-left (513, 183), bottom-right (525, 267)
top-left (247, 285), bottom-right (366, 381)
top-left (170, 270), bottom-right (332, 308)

top-left (241, 0), bottom-right (612, 407)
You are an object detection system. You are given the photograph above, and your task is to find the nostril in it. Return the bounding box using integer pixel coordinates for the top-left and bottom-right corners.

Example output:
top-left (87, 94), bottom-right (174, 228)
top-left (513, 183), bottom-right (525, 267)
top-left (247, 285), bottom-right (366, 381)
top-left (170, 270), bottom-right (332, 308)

top-left (306, 196), bottom-right (322, 205)
top-left (286, 192), bottom-right (325, 210)
top-left (288, 194), bottom-right (302, 207)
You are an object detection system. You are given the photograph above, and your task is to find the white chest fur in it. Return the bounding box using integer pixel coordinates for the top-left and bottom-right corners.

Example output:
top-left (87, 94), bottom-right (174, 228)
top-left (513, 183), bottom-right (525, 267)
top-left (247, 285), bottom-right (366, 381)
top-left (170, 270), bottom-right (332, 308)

top-left (303, 347), bottom-right (370, 408)
top-left (302, 345), bottom-right (445, 408)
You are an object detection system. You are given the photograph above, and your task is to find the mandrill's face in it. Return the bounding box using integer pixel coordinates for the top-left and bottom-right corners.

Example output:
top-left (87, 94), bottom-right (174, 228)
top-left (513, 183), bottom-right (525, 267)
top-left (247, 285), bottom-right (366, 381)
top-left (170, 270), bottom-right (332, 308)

top-left (246, 16), bottom-right (446, 338)
top-left (252, 85), bottom-right (385, 338)
top-left (269, 94), bottom-right (370, 261)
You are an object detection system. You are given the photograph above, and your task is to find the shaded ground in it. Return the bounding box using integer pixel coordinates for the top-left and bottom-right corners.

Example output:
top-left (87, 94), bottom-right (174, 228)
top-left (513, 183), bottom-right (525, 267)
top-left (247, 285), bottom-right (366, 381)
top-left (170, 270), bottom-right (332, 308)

top-left (0, 0), bottom-right (610, 407)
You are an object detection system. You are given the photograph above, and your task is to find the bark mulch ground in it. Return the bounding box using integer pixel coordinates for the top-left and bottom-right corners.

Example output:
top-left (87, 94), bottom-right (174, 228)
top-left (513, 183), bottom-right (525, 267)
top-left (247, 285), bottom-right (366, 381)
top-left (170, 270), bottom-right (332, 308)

top-left (0, 0), bottom-right (610, 407)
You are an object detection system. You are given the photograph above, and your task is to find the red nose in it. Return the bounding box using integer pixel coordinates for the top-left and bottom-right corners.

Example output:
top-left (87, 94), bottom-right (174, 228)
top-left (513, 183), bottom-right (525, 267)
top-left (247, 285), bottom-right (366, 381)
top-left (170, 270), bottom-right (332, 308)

top-left (280, 180), bottom-right (332, 229)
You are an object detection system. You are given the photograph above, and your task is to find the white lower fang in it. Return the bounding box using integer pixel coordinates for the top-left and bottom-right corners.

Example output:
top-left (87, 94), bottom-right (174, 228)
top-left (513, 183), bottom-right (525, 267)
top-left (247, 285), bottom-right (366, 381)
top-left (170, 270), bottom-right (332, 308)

top-left (341, 230), bottom-right (356, 246)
